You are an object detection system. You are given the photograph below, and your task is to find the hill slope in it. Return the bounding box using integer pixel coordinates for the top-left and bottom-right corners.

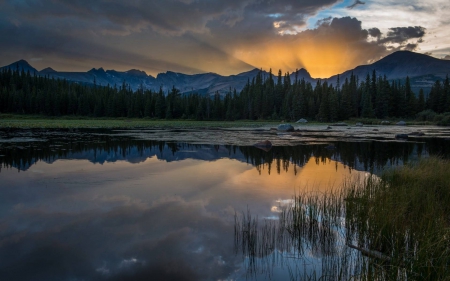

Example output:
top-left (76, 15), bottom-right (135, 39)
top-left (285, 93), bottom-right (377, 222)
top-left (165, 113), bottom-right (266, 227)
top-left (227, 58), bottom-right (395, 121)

top-left (326, 51), bottom-right (450, 86)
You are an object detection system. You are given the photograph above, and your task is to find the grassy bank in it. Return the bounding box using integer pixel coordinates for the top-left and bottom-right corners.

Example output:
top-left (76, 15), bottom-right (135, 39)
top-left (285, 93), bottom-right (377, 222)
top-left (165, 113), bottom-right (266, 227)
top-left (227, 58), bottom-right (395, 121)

top-left (0, 115), bottom-right (282, 129)
top-left (235, 157), bottom-right (450, 280)
top-left (0, 114), bottom-right (441, 129)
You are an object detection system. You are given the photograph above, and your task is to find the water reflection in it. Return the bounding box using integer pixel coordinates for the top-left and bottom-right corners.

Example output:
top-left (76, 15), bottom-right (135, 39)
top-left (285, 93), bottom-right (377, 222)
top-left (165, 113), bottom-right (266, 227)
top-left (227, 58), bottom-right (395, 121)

top-left (0, 131), bottom-right (449, 280)
top-left (1, 132), bottom-right (448, 173)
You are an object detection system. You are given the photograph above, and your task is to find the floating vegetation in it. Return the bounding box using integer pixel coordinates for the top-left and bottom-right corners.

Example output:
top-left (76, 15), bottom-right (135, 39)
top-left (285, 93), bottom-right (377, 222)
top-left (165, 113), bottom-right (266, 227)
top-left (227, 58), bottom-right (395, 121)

top-left (235, 157), bottom-right (450, 280)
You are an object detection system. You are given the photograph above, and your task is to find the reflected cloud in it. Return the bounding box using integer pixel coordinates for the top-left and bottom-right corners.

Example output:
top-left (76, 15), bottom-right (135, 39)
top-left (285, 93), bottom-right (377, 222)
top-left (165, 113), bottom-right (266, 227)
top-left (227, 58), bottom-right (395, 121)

top-left (0, 196), bottom-right (238, 281)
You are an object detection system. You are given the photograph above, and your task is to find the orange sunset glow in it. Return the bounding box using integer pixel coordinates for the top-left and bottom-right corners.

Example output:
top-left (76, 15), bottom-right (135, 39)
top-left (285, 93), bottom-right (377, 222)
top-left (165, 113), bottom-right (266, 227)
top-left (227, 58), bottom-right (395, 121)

top-left (235, 41), bottom-right (365, 78)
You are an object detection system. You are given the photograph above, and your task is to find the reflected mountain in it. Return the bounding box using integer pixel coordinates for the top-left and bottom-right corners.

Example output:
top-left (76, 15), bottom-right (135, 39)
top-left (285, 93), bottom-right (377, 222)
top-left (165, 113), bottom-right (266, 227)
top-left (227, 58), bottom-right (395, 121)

top-left (1, 129), bottom-right (448, 173)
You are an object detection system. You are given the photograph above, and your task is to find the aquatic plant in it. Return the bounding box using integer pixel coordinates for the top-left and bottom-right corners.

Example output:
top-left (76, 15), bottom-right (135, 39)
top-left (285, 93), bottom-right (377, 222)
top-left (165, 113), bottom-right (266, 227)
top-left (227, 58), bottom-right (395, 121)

top-left (235, 157), bottom-right (450, 280)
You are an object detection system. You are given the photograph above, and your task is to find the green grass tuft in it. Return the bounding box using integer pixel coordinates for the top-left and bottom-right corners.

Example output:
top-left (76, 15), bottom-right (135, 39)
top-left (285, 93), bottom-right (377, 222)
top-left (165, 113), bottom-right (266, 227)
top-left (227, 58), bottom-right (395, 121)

top-left (235, 157), bottom-right (450, 280)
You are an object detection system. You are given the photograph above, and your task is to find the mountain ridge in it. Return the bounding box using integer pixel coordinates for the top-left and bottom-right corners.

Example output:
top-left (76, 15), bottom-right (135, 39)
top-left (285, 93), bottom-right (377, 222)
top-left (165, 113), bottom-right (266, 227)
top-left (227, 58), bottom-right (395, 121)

top-left (2, 51), bottom-right (450, 95)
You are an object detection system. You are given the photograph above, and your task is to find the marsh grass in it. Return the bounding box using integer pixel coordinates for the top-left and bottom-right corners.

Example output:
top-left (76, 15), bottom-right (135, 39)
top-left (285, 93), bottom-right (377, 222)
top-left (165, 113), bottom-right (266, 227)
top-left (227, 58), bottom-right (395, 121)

top-left (235, 157), bottom-right (450, 280)
top-left (346, 157), bottom-right (450, 280)
top-left (0, 115), bottom-right (280, 129)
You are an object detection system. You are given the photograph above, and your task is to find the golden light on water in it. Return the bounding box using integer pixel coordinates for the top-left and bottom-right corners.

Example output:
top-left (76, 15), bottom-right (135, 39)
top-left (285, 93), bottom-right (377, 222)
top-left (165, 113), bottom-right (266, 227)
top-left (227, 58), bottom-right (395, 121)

top-left (231, 156), bottom-right (364, 193)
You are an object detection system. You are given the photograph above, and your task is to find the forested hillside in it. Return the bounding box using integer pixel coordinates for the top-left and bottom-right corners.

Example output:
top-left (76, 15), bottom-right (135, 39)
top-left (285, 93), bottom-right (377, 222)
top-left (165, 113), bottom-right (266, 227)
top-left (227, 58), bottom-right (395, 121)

top-left (1, 67), bottom-right (449, 121)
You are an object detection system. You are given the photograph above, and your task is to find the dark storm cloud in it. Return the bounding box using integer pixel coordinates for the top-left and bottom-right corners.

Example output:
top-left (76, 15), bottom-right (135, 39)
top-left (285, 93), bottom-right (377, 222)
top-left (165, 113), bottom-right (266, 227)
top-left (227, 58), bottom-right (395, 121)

top-left (366, 26), bottom-right (427, 54)
top-left (2, 0), bottom-right (342, 37)
top-left (381, 26), bottom-right (426, 44)
top-left (0, 16), bottom-right (206, 73)
top-left (317, 16), bottom-right (369, 41)
top-left (368, 27), bottom-right (382, 38)
top-left (243, 0), bottom-right (339, 32)
top-left (347, 0), bottom-right (366, 9)
top-left (6, 0), bottom-right (248, 36)
top-left (0, 197), bottom-right (237, 281)
top-left (315, 16), bottom-right (333, 27)
top-left (444, 55), bottom-right (450, 60)
top-left (298, 17), bottom-right (385, 59)
top-left (0, 0), bottom-right (430, 76)
top-left (0, 0), bottom-right (344, 73)
top-left (5, 0), bottom-right (340, 36)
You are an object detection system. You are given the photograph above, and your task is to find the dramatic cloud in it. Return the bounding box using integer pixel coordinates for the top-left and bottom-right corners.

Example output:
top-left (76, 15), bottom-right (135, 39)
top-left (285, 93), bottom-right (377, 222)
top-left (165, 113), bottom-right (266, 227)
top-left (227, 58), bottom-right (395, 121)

top-left (368, 28), bottom-right (382, 39)
top-left (444, 55), bottom-right (450, 60)
top-left (0, 0), bottom-right (345, 75)
top-left (382, 26), bottom-right (426, 44)
top-left (320, 0), bottom-right (450, 58)
top-left (369, 26), bottom-right (426, 53)
top-left (1, 0), bottom-right (341, 37)
top-left (6, 0), bottom-right (249, 36)
top-left (243, 0), bottom-right (339, 35)
top-left (229, 17), bottom-right (427, 77)
top-left (0, 0), bottom-right (444, 77)
top-left (347, 0), bottom-right (366, 9)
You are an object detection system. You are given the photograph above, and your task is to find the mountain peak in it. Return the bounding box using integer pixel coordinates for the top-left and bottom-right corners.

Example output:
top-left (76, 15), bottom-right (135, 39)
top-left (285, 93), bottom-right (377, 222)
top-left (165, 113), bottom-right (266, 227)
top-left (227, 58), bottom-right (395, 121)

top-left (294, 68), bottom-right (312, 77)
top-left (156, 71), bottom-right (184, 80)
top-left (236, 68), bottom-right (265, 78)
top-left (326, 50), bottom-right (450, 88)
top-left (88, 67), bottom-right (106, 74)
top-left (40, 67), bottom-right (57, 74)
top-left (126, 69), bottom-right (148, 77)
top-left (375, 50), bottom-right (445, 66)
top-left (1, 59), bottom-right (38, 73)
top-left (17, 59), bottom-right (30, 64)
top-left (289, 67), bottom-right (314, 82)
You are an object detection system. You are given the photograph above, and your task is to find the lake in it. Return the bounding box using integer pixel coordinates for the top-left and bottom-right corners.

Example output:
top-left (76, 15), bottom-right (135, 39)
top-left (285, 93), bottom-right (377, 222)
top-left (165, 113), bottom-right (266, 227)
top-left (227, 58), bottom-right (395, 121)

top-left (0, 126), bottom-right (449, 280)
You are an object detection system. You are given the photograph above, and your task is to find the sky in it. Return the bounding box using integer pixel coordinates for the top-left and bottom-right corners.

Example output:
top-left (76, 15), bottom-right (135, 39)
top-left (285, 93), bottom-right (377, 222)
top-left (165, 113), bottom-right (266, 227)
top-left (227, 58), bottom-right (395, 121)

top-left (1, 0), bottom-right (449, 78)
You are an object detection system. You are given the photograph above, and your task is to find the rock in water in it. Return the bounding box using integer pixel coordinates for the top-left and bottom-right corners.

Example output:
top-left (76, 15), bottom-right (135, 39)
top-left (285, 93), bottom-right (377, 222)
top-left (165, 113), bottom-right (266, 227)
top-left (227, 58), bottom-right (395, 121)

top-left (355, 122), bottom-right (363, 127)
top-left (395, 134), bottom-right (409, 140)
top-left (277, 124), bottom-right (294, 132)
top-left (254, 140), bottom-right (272, 152)
top-left (381, 121), bottom-right (391, 125)
top-left (396, 121), bottom-right (407, 126)
top-left (332, 122), bottom-right (348, 126)
top-left (254, 140), bottom-right (272, 147)
top-left (409, 132), bottom-right (425, 136)
top-left (296, 118), bottom-right (308, 123)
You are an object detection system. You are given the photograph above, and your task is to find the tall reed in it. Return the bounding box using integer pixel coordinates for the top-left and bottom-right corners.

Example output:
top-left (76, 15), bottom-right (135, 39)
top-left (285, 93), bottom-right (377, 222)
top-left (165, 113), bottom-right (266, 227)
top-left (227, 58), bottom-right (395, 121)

top-left (235, 157), bottom-right (450, 280)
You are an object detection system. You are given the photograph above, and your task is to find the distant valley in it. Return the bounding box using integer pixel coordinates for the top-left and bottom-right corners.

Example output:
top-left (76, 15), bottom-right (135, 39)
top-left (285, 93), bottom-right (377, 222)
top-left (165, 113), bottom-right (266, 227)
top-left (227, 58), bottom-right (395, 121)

top-left (2, 51), bottom-right (450, 95)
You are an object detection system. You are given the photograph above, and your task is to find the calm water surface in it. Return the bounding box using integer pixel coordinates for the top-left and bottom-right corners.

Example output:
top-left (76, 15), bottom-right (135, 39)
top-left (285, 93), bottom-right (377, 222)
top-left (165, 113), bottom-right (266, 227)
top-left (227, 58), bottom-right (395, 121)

top-left (0, 129), bottom-right (448, 280)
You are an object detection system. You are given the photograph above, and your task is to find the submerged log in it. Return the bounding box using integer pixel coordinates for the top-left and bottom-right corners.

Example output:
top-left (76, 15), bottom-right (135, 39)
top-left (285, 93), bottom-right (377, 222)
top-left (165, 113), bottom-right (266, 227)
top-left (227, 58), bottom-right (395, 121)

top-left (347, 243), bottom-right (391, 262)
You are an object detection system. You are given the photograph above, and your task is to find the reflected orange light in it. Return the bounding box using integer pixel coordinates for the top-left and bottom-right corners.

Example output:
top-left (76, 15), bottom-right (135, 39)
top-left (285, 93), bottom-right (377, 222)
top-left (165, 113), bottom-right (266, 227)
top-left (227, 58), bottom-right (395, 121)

top-left (231, 157), bottom-right (365, 194)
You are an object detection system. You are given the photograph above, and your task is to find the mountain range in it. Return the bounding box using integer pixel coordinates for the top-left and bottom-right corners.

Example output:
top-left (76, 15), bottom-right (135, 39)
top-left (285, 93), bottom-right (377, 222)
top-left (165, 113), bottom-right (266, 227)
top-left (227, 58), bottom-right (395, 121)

top-left (2, 51), bottom-right (450, 95)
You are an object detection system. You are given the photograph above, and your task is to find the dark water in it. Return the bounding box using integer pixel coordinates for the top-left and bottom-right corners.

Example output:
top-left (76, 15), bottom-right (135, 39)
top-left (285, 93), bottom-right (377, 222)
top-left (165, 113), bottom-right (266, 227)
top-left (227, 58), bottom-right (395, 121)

top-left (0, 129), bottom-right (448, 280)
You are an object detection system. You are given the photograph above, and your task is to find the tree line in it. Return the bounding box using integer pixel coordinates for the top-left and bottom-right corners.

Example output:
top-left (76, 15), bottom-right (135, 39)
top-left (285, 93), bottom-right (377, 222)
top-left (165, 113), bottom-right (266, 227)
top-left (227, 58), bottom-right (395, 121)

top-left (1, 67), bottom-right (449, 121)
